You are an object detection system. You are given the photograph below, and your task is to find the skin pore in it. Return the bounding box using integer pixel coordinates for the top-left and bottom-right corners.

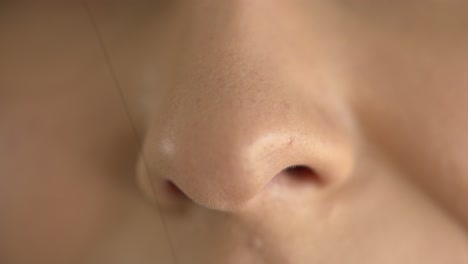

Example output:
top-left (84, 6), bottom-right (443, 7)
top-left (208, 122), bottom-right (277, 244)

top-left (1, 1), bottom-right (468, 263)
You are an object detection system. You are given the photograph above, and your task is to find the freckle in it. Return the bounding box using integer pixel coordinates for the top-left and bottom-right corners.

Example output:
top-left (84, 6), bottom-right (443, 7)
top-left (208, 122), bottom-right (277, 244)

top-left (160, 139), bottom-right (175, 156)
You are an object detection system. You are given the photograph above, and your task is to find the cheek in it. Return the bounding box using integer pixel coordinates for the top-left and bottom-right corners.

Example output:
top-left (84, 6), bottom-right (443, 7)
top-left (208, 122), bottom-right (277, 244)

top-left (0, 168), bottom-right (113, 263)
top-left (345, 34), bottom-right (468, 227)
top-left (0, 89), bottom-right (140, 263)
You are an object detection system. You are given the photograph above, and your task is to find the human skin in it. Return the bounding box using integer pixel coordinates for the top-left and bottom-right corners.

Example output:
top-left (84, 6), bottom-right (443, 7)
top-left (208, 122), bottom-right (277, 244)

top-left (1, 1), bottom-right (468, 263)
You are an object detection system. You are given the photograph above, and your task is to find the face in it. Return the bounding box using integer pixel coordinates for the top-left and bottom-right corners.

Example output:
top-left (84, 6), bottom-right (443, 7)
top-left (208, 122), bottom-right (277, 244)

top-left (1, 1), bottom-right (468, 263)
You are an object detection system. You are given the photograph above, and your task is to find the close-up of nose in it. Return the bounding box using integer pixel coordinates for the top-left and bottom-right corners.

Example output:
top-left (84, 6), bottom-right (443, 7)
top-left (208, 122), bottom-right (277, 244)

top-left (4, 1), bottom-right (468, 264)
top-left (137, 1), bottom-right (355, 211)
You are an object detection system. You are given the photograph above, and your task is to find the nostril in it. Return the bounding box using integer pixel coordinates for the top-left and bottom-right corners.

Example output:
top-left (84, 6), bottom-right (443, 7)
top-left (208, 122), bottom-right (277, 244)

top-left (164, 179), bottom-right (186, 198)
top-left (282, 165), bottom-right (321, 185)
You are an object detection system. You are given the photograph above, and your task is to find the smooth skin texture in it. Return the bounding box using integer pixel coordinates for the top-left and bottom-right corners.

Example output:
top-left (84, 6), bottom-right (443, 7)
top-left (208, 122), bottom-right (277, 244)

top-left (1, 1), bottom-right (468, 263)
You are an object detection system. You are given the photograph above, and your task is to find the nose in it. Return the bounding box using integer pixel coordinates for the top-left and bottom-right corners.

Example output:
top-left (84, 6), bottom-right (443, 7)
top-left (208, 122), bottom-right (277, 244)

top-left (137, 1), bottom-right (355, 211)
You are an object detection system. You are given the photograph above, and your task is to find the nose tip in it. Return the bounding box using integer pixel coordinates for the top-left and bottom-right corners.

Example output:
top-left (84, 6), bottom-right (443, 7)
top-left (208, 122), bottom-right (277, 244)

top-left (174, 133), bottom-right (310, 210)
top-left (140, 123), bottom-right (354, 211)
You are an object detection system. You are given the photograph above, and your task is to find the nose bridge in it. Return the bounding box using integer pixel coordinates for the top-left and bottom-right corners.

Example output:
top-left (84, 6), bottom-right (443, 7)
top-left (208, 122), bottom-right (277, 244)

top-left (175, 0), bottom-right (295, 78)
top-left (163, 0), bottom-right (297, 151)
